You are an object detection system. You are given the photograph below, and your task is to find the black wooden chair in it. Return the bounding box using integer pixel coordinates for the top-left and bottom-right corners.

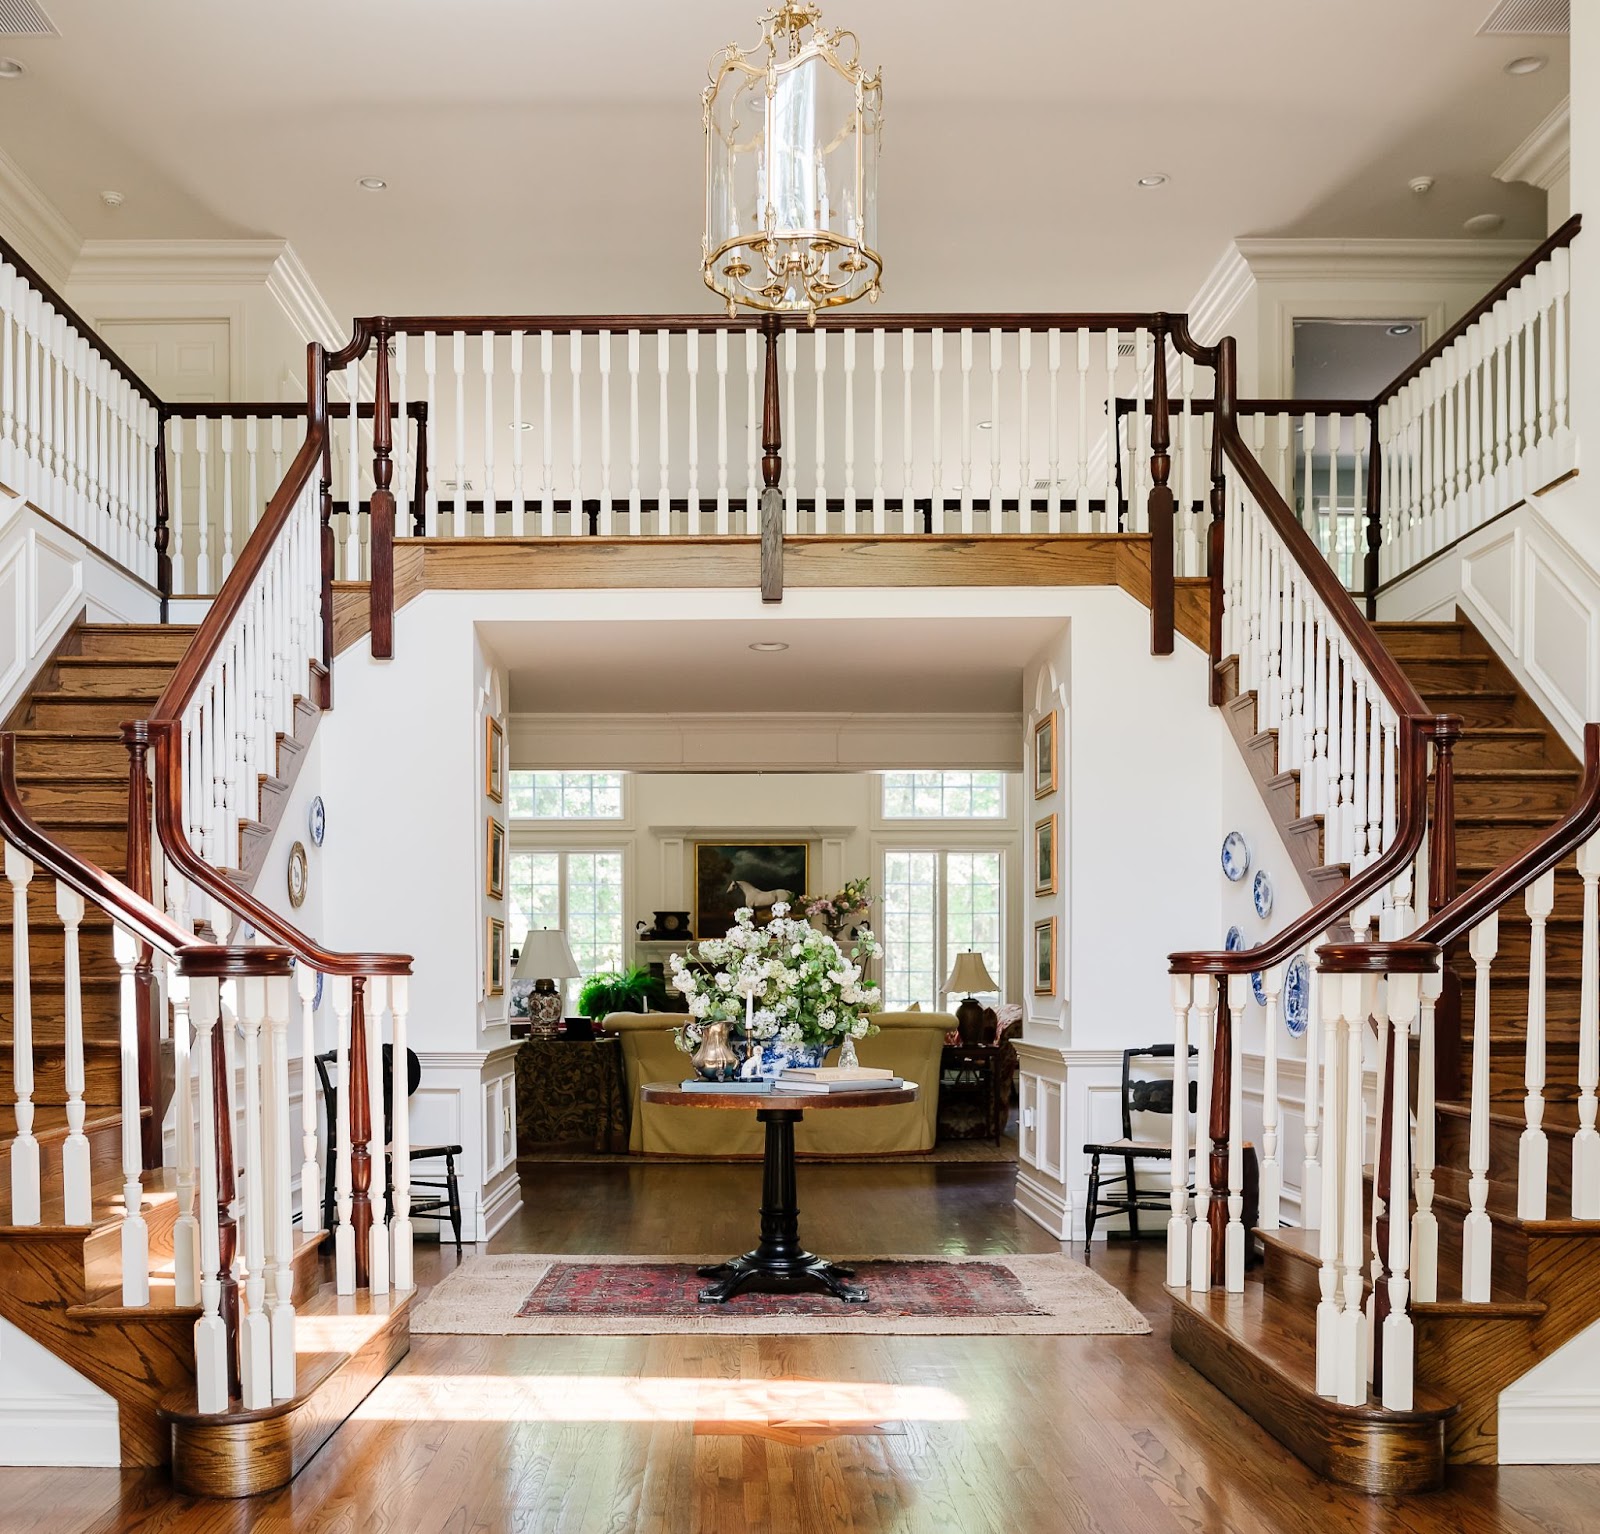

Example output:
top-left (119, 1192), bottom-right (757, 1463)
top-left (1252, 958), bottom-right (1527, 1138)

top-left (314, 1045), bottom-right (465, 1253)
top-left (1081, 1044), bottom-right (1198, 1257)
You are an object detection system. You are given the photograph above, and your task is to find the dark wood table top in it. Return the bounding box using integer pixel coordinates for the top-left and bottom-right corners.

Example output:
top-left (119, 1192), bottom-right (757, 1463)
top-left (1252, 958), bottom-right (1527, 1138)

top-left (641, 1081), bottom-right (919, 1111)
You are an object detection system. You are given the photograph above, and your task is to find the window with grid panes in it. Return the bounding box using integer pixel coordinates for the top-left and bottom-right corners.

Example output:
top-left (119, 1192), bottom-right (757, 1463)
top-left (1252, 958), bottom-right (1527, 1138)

top-left (508, 849), bottom-right (624, 1014)
top-left (879, 848), bottom-right (1004, 1012)
top-left (508, 771), bottom-right (624, 820)
top-left (880, 771), bottom-right (1004, 820)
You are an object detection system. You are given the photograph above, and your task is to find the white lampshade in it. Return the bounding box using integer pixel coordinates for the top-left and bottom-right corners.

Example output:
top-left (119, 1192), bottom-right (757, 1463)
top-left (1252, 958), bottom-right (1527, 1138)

top-left (515, 928), bottom-right (579, 982)
top-left (944, 951), bottom-right (998, 996)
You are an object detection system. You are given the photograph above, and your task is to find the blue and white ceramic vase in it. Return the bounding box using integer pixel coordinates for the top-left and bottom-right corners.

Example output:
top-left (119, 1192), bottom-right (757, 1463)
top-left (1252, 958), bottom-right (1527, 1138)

top-left (753, 1038), bottom-right (829, 1077)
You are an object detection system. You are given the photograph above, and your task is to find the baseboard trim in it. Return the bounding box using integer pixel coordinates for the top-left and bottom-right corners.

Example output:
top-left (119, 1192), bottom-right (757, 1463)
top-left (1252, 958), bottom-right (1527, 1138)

top-left (1499, 1391), bottom-right (1600, 1464)
top-left (0, 1396), bottom-right (120, 1467)
top-left (1014, 1168), bottom-right (1072, 1241)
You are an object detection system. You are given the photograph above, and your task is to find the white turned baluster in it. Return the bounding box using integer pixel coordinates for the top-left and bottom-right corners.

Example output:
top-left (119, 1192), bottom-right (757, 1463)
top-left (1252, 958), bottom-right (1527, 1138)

top-left (266, 974), bottom-right (296, 1399)
top-left (1521, 279), bottom-right (1538, 479)
top-left (812, 329), bottom-right (826, 533)
top-left (366, 976), bottom-right (390, 1296)
top-left (685, 330), bottom-right (700, 534)
top-left (598, 330), bottom-right (613, 536)
top-left (1130, 328), bottom-right (1150, 533)
top-left (958, 328), bottom-right (973, 534)
top-left (162, 957), bottom-right (195, 1304)
top-left (1018, 329), bottom-right (1033, 534)
top-left (0, 267), bottom-right (12, 479)
top-left (1074, 327), bottom-right (1090, 533)
top-left (168, 414), bottom-right (186, 594)
top-left (5, 844), bottom-right (38, 1224)
top-left (1168, 975), bottom-right (1192, 1287)
top-left (744, 329), bottom-right (758, 535)
top-left (194, 415), bottom-right (212, 594)
top-left (986, 328), bottom-right (1002, 533)
top-left (929, 329), bottom-right (944, 534)
top-left (1575, 835), bottom-right (1600, 1219)
top-left (509, 330), bottom-right (526, 537)
top-left (1104, 329), bottom-right (1121, 533)
top-left (218, 414), bottom-right (237, 581)
top-left (236, 977), bottom-right (270, 1408)
top-left (1302, 959), bottom-right (1323, 1232)
top-left (720, 327), bottom-right (732, 534)
top-left (872, 329), bottom-right (886, 533)
top-left (1259, 960), bottom-right (1284, 1232)
top-left (190, 977), bottom-right (228, 1413)
top-left (1336, 966), bottom-right (1370, 1405)
top-left (481, 331), bottom-right (497, 537)
top-left (1383, 972), bottom-right (1418, 1410)
top-left (655, 330), bottom-right (670, 535)
top-left (421, 332), bottom-right (440, 537)
top-left (331, 975), bottom-right (355, 1295)
top-left (1224, 974), bottom-right (1247, 1292)
top-left (390, 976), bottom-right (414, 1291)
top-left (1411, 965), bottom-right (1442, 1304)
top-left (1552, 247), bottom-right (1571, 455)
top-left (1189, 975), bottom-right (1217, 1290)
top-left (112, 924), bottom-right (149, 1304)
top-left (570, 332), bottom-right (585, 534)
top-left (1463, 913), bottom-right (1498, 1301)
top-left (393, 334), bottom-right (411, 538)
top-left (447, 331), bottom-right (466, 538)
top-left (1519, 869), bottom-right (1555, 1220)
top-left (55, 881), bottom-right (91, 1226)
top-left (842, 329), bottom-right (857, 534)
top-left (1315, 962), bottom-right (1343, 1396)
top-left (346, 361), bottom-right (363, 573)
top-left (1046, 328), bottom-right (1062, 534)
top-left (298, 963), bottom-right (321, 1232)
top-left (901, 329), bottom-right (916, 534)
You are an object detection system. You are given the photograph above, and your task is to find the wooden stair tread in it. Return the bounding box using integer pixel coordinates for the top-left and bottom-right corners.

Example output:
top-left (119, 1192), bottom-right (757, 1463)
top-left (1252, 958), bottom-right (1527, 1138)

top-left (68, 1279), bottom-right (200, 1323)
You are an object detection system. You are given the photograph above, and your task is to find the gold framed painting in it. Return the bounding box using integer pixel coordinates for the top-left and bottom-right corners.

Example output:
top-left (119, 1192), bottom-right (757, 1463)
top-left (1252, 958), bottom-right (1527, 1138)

top-left (1033, 916), bottom-right (1057, 996)
top-left (485, 716), bottom-right (505, 803)
top-left (486, 817), bottom-right (506, 901)
top-left (1033, 710), bottom-right (1058, 799)
top-left (693, 840), bottom-right (810, 939)
top-left (486, 916), bottom-right (506, 998)
top-left (1033, 814), bottom-right (1057, 898)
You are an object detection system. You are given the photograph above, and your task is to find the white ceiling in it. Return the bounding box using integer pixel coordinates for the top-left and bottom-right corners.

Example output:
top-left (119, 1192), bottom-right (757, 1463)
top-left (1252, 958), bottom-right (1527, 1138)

top-left (0, 2), bottom-right (1567, 323)
top-left (484, 614), bottom-right (1063, 715)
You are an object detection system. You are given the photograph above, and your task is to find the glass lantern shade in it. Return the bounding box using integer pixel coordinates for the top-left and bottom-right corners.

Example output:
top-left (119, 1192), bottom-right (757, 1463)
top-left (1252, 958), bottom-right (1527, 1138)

top-left (703, 5), bottom-right (882, 318)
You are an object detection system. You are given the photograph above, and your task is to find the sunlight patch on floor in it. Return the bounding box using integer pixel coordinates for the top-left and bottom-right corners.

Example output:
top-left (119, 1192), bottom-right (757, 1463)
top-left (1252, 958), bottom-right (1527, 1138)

top-left (355, 1374), bottom-right (967, 1425)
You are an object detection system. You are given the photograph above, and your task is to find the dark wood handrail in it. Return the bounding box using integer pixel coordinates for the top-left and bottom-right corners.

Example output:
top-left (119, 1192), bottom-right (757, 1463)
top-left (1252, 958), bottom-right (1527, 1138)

top-left (1321, 723), bottom-right (1600, 975)
top-left (1377, 214), bottom-right (1580, 406)
top-left (361, 310), bottom-right (1190, 339)
top-left (0, 232), bottom-right (161, 410)
top-left (163, 401), bottom-right (427, 423)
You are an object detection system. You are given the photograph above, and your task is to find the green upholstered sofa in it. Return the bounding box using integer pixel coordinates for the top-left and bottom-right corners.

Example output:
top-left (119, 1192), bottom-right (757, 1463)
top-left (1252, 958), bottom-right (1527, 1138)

top-left (603, 1010), bottom-right (950, 1156)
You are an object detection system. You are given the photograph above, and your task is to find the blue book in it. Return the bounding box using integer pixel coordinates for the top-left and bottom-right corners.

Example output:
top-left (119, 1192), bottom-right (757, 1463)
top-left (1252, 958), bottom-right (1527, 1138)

top-left (677, 1078), bottom-right (772, 1092)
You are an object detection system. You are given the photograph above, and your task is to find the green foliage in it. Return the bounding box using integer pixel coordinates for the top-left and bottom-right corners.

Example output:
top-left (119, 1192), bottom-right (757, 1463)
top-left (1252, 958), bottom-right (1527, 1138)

top-left (577, 964), bottom-right (665, 1019)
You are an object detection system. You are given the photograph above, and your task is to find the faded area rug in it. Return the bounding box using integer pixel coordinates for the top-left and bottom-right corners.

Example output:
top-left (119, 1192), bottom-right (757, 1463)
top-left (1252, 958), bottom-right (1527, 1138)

top-left (410, 1253), bottom-right (1151, 1337)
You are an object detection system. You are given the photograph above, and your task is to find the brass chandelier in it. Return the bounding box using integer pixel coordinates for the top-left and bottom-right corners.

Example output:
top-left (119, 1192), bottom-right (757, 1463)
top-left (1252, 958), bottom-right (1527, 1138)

top-left (702, 1), bottom-right (883, 319)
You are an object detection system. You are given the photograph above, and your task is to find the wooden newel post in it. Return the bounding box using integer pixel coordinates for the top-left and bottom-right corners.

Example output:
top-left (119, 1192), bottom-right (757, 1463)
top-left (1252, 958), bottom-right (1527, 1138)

top-left (1431, 713), bottom-right (1465, 1100)
top-left (1207, 338), bottom-right (1235, 706)
top-left (1364, 408), bottom-right (1383, 621)
top-left (369, 323), bottom-right (396, 660)
top-left (760, 315), bottom-right (784, 605)
top-left (1208, 997), bottom-right (1231, 1276)
top-left (348, 975), bottom-right (373, 1288)
top-left (1148, 318), bottom-right (1175, 658)
top-left (153, 414), bottom-right (172, 623)
top-left (120, 720), bottom-right (161, 1169)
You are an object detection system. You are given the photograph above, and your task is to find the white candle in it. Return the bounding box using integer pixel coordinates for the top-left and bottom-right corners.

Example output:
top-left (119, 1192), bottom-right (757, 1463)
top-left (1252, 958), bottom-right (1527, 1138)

top-left (746, 989), bottom-right (754, 1033)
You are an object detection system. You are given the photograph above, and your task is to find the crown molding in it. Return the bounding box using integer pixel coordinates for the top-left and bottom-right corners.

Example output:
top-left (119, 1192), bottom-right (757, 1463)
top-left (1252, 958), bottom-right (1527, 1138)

top-left (1233, 235), bottom-right (1536, 285)
top-left (1186, 242), bottom-right (1254, 346)
top-left (1495, 96), bottom-right (1570, 192)
top-left (0, 146), bottom-right (82, 291)
top-left (263, 242), bottom-right (345, 347)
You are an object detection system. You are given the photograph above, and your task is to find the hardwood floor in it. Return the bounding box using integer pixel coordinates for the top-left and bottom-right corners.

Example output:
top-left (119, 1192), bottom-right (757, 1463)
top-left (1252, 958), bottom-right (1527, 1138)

top-left (3, 1160), bottom-right (1598, 1534)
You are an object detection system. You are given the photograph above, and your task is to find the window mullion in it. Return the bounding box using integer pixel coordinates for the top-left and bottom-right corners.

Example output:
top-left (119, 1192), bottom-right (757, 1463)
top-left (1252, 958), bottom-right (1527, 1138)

top-left (936, 849), bottom-right (949, 1012)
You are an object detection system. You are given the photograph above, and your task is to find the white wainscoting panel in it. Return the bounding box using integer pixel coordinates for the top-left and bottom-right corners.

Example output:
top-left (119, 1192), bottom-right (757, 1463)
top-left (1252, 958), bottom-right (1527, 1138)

top-left (0, 1319), bottom-right (119, 1467)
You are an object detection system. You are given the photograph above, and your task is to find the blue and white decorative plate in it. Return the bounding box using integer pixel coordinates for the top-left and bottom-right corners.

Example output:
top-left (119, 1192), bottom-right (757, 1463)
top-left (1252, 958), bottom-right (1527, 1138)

top-left (1224, 924), bottom-right (1246, 953)
top-left (1221, 831), bottom-right (1250, 882)
top-left (1252, 869), bottom-right (1274, 920)
top-left (1251, 969), bottom-right (1267, 1007)
top-left (1284, 952), bottom-right (1311, 1037)
top-left (308, 795), bottom-right (326, 847)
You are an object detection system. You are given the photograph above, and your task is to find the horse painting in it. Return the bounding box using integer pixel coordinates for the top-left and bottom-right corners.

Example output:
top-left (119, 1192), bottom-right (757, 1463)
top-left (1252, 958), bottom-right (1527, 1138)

top-left (694, 842), bottom-right (810, 938)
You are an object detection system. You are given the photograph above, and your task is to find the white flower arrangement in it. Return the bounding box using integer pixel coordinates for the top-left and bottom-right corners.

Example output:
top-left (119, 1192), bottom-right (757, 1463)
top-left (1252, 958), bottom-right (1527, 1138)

top-left (670, 903), bottom-right (882, 1058)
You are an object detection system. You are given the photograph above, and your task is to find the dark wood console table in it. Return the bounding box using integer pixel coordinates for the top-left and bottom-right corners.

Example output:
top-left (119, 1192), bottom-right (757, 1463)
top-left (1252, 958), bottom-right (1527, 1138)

top-left (640, 1080), bottom-right (919, 1304)
top-left (515, 1035), bottom-right (630, 1153)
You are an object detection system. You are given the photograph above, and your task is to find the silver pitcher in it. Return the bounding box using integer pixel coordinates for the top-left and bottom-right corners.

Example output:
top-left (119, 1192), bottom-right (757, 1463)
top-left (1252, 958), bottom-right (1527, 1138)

top-left (691, 1019), bottom-right (740, 1081)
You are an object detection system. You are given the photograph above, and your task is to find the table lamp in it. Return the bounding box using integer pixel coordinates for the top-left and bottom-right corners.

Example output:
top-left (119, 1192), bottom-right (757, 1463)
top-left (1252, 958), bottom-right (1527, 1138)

top-left (516, 928), bottom-right (579, 1037)
top-left (944, 951), bottom-right (999, 1044)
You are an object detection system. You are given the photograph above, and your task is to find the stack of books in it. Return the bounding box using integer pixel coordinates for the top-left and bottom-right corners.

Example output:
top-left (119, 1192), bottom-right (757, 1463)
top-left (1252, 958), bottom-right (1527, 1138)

top-left (677, 1078), bottom-right (772, 1092)
top-left (775, 1065), bottom-right (904, 1094)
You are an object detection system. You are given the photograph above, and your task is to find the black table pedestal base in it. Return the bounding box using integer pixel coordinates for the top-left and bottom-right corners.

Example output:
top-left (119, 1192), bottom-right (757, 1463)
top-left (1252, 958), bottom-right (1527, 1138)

top-left (696, 1107), bottom-right (869, 1304)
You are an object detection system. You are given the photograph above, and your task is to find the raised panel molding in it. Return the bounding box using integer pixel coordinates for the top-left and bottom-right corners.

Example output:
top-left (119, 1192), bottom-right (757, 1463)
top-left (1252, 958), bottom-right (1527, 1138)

top-left (1525, 543), bottom-right (1595, 738)
top-left (1461, 526), bottom-right (1519, 652)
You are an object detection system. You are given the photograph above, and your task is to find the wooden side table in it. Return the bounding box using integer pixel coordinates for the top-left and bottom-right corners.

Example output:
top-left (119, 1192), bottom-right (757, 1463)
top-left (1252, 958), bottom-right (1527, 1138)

top-left (516, 1036), bottom-right (631, 1153)
top-left (937, 1041), bottom-right (1014, 1144)
top-left (640, 1081), bottom-right (919, 1303)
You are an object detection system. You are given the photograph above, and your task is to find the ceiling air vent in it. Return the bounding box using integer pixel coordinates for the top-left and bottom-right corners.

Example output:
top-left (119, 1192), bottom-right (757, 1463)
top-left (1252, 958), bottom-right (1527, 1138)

top-left (0, 0), bottom-right (58, 35)
top-left (1478, 0), bottom-right (1568, 35)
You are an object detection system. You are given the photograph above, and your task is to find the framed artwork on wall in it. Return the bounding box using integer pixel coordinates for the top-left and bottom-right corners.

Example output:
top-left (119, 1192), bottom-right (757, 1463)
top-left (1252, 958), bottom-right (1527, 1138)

top-left (486, 916), bottom-right (506, 997)
top-left (486, 817), bottom-right (506, 901)
top-left (1033, 711), bottom-right (1058, 799)
top-left (485, 716), bottom-right (505, 803)
top-left (694, 841), bottom-right (810, 939)
top-left (1033, 814), bottom-right (1057, 898)
top-left (1033, 916), bottom-right (1057, 996)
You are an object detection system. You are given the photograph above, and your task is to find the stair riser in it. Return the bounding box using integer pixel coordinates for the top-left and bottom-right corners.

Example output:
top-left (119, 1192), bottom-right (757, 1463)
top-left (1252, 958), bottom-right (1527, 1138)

top-left (47, 663), bottom-right (176, 697)
top-left (1451, 779), bottom-right (1579, 817)
top-left (1453, 734), bottom-right (1552, 769)
top-left (1435, 1111), bottom-right (1574, 1205)
top-left (1373, 624), bottom-right (1469, 659)
top-left (1456, 867), bottom-right (1586, 916)
top-left (0, 981), bottom-right (125, 1031)
top-left (1451, 921), bottom-right (1588, 971)
top-left (14, 779), bottom-right (130, 817)
top-left (1426, 694), bottom-right (1529, 728)
top-left (0, 926), bottom-right (124, 979)
top-left (1433, 1209), bottom-right (1531, 1300)
top-left (1403, 658), bottom-right (1504, 692)
top-left (25, 699), bottom-right (159, 731)
top-left (12, 737), bottom-right (132, 775)
top-left (1456, 822), bottom-right (1566, 864)
top-left (1, 1051), bottom-right (124, 1110)
top-left (72, 627), bottom-right (196, 661)
top-left (21, 826), bottom-right (129, 870)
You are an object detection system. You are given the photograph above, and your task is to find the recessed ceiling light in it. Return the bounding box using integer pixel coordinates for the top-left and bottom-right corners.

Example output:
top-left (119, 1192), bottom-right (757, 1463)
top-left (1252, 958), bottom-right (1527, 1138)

top-left (0, 59), bottom-right (25, 79)
top-left (748, 641), bottom-right (789, 653)
top-left (1136, 174), bottom-right (1169, 188)
top-left (357, 176), bottom-right (388, 191)
top-left (1504, 55), bottom-right (1546, 75)
top-left (1464, 212), bottom-right (1506, 234)
top-left (1386, 324), bottom-right (1415, 336)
